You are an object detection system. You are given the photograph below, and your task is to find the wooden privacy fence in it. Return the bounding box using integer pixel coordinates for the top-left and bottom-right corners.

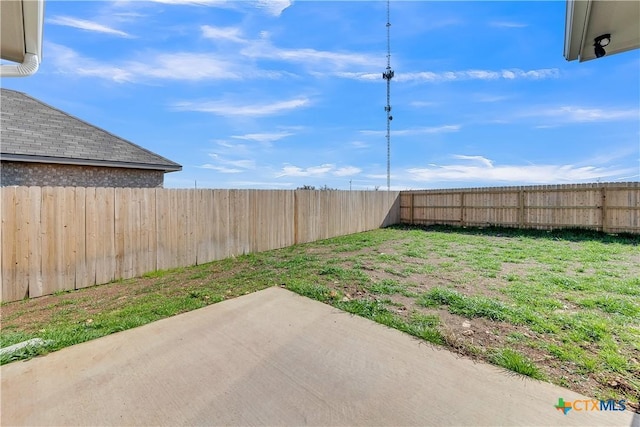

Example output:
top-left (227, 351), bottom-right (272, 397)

top-left (400, 182), bottom-right (640, 234)
top-left (1, 188), bottom-right (400, 302)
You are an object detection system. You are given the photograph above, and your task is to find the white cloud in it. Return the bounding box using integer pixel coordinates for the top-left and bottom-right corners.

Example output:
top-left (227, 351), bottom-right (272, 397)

top-left (405, 157), bottom-right (636, 184)
top-left (276, 163), bottom-right (361, 178)
top-left (474, 94), bottom-right (510, 103)
top-left (199, 153), bottom-right (256, 173)
top-left (409, 101), bottom-right (438, 108)
top-left (146, 0), bottom-right (292, 16)
top-left (48, 16), bottom-right (132, 37)
top-left (277, 164), bottom-right (334, 177)
top-left (396, 68), bottom-right (560, 83)
top-left (206, 154), bottom-right (256, 169)
top-left (530, 106), bottom-right (640, 123)
top-left (232, 132), bottom-right (293, 143)
top-left (255, 0), bottom-right (292, 16)
top-left (489, 21), bottom-right (528, 28)
top-left (128, 52), bottom-right (246, 81)
top-left (200, 164), bottom-right (243, 173)
top-left (200, 25), bottom-right (246, 43)
top-left (351, 141), bottom-right (370, 149)
top-left (360, 125), bottom-right (461, 137)
top-left (452, 155), bottom-right (494, 168)
top-left (46, 43), bottom-right (287, 83)
top-left (172, 97), bottom-right (310, 117)
top-left (339, 68), bottom-right (559, 83)
top-left (241, 41), bottom-right (380, 70)
top-left (145, 0), bottom-right (231, 6)
top-left (334, 72), bottom-right (380, 81)
top-left (334, 166), bottom-right (362, 177)
top-left (212, 140), bottom-right (251, 155)
top-left (47, 43), bottom-right (133, 81)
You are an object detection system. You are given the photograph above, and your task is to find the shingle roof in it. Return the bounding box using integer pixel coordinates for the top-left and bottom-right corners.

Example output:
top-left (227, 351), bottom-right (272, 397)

top-left (0, 89), bottom-right (181, 172)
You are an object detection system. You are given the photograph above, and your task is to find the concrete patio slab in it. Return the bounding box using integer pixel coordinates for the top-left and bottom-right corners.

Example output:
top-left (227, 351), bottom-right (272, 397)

top-left (1, 287), bottom-right (636, 426)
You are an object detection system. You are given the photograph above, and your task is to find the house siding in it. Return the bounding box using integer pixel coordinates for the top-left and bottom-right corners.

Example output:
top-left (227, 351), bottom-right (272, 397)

top-left (0, 162), bottom-right (164, 188)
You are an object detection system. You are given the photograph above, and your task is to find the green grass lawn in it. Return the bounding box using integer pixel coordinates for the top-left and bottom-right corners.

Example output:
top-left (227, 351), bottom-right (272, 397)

top-left (1, 225), bottom-right (638, 410)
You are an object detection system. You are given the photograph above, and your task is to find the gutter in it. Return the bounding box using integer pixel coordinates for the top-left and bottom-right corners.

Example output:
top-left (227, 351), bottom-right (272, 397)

top-left (563, 0), bottom-right (591, 61)
top-left (0, 0), bottom-right (44, 77)
top-left (0, 53), bottom-right (40, 77)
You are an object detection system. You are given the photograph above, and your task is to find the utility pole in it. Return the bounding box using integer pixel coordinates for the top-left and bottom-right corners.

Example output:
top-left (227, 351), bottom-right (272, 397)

top-left (382, 0), bottom-right (394, 191)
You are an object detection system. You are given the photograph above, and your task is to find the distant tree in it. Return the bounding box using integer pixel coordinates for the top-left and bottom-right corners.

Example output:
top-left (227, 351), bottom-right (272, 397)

top-left (296, 185), bottom-right (337, 191)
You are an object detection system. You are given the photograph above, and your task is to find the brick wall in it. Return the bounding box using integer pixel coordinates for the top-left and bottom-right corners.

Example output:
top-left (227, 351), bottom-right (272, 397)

top-left (0, 162), bottom-right (164, 188)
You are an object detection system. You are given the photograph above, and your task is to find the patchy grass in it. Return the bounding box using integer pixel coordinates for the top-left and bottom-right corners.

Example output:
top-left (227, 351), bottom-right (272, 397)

top-left (1, 225), bottom-right (638, 411)
top-left (490, 348), bottom-right (545, 380)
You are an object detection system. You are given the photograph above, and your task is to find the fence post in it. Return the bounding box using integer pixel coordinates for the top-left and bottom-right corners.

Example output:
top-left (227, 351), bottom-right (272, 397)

top-left (601, 186), bottom-right (607, 233)
top-left (460, 192), bottom-right (465, 227)
top-left (293, 190), bottom-right (299, 244)
top-left (409, 193), bottom-right (414, 224)
top-left (518, 190), bottom-right (525, 228)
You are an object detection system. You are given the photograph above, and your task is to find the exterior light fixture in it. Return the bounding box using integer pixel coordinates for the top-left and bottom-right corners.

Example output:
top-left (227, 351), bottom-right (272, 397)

top-left (594, 34), bottom-right (611, 58)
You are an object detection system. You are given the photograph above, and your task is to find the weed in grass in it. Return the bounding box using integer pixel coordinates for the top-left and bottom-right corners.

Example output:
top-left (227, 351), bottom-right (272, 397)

top-left (490, 348), bottom-right (544, 380)
top-left (601, 277), bottom-right (640, 297)
top-left (404, 312), bottom-right (444, 345)
top-left (502, 284), bottom-right (563, 311)
top-left (546, 343), bottom-right (585, 363)
top-left (547, 275), bottom-right (587, 291)
top-left (467, 255), bottom-right (501, 277)
top-left (553, 312), bottom-right (609, 343)
top-left (419, 265), bottom-right (436, 274)
top-left (318, 265), bottom-right (346, 277)
top-left (436, 261), bottom-right (458, 272)
top-left (383, 266), bottom-right (411, 278)
top-left (506, 332), bottom-right (527, 343)
top-left (335, 299), bottom-right (409, 335)
top-left (403, 247), bottom-right (428, 259)
top-left (409, 311), bottom-right (440, 328)
top-left (578, 357), bottom-right (599, 374)
top-left (599, 339), bottom-right (629, 373)
top-left (418, 287), bottom-right (511, 322)
top-left (188, 271), bottom-right (209, 280)
top-left (578, 296), bottom-right (639, 317)
top-left (285, 282), bottom-right (340, 303)
top-left (333, 299), bottom-right (444, 345)
top-left (368, 279), bottom-right (405, 295)
top-left (142, 270), bottom-right (169, 279)
top-left (378, 253), bottom-right (403, 262)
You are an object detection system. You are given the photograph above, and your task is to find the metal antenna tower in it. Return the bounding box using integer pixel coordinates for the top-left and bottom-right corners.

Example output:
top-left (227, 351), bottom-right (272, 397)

top-left (382, 0), bottom-right (394, 191)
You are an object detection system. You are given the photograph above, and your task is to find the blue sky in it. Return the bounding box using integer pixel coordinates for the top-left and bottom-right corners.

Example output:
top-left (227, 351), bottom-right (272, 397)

top-left (2, 0), bottom-right (639, 190)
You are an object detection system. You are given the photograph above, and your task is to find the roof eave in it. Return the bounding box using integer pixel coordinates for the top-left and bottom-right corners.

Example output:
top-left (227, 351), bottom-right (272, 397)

top-left (0, 153), bottom-right (182, 173)
top-left (564, 0), bottom-right (591, 62)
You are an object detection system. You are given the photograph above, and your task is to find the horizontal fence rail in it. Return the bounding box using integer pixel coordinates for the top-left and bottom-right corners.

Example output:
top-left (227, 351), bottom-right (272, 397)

top-left (1, 188), bottom-right (400, 302)
top-left (400, 182), bottom-right (639, 234)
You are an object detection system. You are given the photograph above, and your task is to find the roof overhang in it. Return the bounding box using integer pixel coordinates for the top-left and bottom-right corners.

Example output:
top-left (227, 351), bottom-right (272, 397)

top-left (564, 0), bottom-right (640, 62)
top-left (1, 154), bottom-right (183, 173)
top-left (0, 0), bottom-right (45, 76)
